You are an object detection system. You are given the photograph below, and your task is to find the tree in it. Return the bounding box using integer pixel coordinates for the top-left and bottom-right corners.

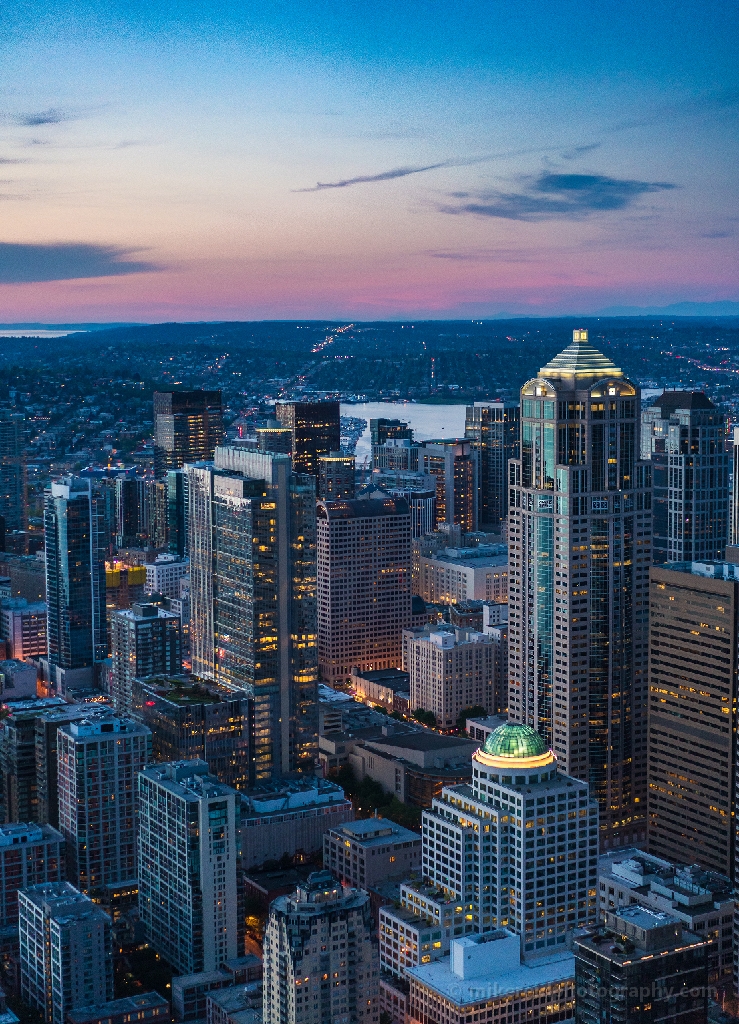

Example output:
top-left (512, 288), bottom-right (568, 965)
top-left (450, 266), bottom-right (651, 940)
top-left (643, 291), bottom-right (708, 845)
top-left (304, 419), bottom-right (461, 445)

top-left (413, 707), bottom-right (437, 729)
top-left (456, 705), bottom-right (488, 731)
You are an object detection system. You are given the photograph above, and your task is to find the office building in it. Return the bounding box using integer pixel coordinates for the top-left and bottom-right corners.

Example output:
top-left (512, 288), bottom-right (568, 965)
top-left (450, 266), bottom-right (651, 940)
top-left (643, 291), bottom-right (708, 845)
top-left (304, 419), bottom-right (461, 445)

top-left (188, 446), bottom-right (318, 780)
top-left (508, 329), bottom-right (652, 847)
top-left (44, 478), bottom-right (107, 691)
top-left (419, 722), bottom-right (598, 941)
top-left (153, 390), bottom-right (223, 479)
top-left (58, 715), bottom-right (151, 896)
top-left (255, 420), bottom-right (293, 456)
top-left (372, 438), bottom-right (420, 473)
top-left (67, 993), bottom-right (170, 1024)
top-left (167, 469), bottom-right (188, 556)
top-left (484, 606), bottom-right (509, 715)
top-left (0, 823), bottom-right (64, 938)
top-left (275, 400), bottom-right (340, 476)
top-left (240, 777), bottom-right (352, 869)
top-left (324, 818), bottom-right (422, 890)
top-left (138, 761), bottom-right (240, 974)
top-left (144, 553), bottom-right (189, 598)
top-left (317, 451), bottom-right (355, 499)
top-left (110, 603), bottom-right (181, 713)
top-left (115, 477), bottom-right (145, 549)
top-left (262, 870), bottom-right (379, 1024)
top-left (420, 440), bottom-right (478, 533)
top-left (647, 560), bottom-right (737, 878)
top-left (351, 666), bottom-right (411, 712)
top-left (465, 401), bottom-right (520, 531)
top-left (0, 597), bottom-right (47, 660)
top-left (416, 544), bottom-right (508, 604)
top-left (171, 956), bottom-right (262, 1023)
top-left (131, 676), bottom-right (251, 790)
top-left (598, 848), bottom-right (734, 991)
top-left (0, 552), bottom-right (45, 603)
top-left (19, 881), bottom-right (113, 1024)
top-left (317, 494), bottom-right (412, 684)
top-left (406, 930), bottom-right (576, 1024)
top-left (206, 986), bottom-right (261, 1024)
top-left (642, 391), bottom-right (729, 563)
top-left (0, 410), bottom-right (27, 534)
top-left (371, 418), bottom-right (414, 446)
top-left (407, 628), bottom-right (496, 730)
top-left (0, 659), bottom-right (36, 699)
top-left (104, 560), bottom-right (146, 615)
top-left (575, 906), bottom-right (708, 1024)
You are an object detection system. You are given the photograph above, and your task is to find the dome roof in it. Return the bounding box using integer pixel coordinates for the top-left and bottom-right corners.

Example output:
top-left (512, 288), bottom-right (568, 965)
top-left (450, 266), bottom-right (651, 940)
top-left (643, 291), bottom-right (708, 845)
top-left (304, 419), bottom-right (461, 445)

top-left (482, 723), bottom-right (548, 760)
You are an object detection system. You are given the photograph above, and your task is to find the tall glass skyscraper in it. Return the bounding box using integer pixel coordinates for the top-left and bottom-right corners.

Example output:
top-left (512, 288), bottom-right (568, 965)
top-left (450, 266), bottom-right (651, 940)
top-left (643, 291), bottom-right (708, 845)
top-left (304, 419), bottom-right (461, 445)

top-left (0, 409), bottom-right (27, 534)
top-left (508, 331), bottom-right (652, 848)
top-left (44, 478), bottom-right (107, 690)
top-left (187, 447), bottom-right (318, 782)
top-left (465, 401), bottom-right (520, 531)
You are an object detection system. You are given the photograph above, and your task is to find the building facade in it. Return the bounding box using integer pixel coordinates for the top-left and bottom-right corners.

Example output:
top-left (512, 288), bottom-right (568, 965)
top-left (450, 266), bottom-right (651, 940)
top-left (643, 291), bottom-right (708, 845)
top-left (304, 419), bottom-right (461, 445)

top-left (416, 546), bottom-right (508, 605)
top-left (153, 390), bottom-right (223, 479)
top-left (0, 410), bottom-right (27, 534)
top-left (275, 400), bottom-right (341, 477)
top-left (110, 603), bottom-right (182, 713)
top-left (0, 598), bottom-right (47, 660)
top-left (0, 823), bottom-right (64, 935)
top-left (317, 495), bottom-right (412, 684)
top-left (58, 715), bottom-right (151, 896)
top-left (642, 391), bottom-right (729, 563)
top-left (407, 628), bottom-right (496, 729)
top-left (508, 330), bottom-right (652, 847)
top-left (465, 401), bottom-right (520, 531)
top-left (19, 882), bottom-right (113, 1024)
top-left (138, 761), bottom-right (240, 974)
top-left (419, 440), bottom-right (478, 534)
top-left (323, 818), bottom-right (421, 890)
top-left (647, 561), bottom-right (738, 878)
top-left (317, 452), bottom-right (356, 500)
top-left (262, 870), bottom-right (379, 1024)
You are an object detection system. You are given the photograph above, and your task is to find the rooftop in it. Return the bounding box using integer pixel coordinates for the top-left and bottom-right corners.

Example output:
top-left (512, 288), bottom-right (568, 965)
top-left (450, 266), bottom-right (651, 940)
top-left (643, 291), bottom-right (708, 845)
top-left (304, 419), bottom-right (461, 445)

top-left (539, 329), bottom-right (623, 380)
top-left (330, 817), bottom-right (419, 847)
top-left (67, 993), bottom-right (168, 1024)
top-left (652, 390), bottom-right (714, 413)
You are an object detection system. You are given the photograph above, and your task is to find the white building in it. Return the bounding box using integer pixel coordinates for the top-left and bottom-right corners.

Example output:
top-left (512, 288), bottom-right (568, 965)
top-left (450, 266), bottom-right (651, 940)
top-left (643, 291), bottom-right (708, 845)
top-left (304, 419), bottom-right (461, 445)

top-left (19, 881), bottom-right (113, 1024)
top-left (138, 760), bottom-right (240, 974)
top-left (144, 554), bottom-right (189, 598)
top-left (57, 715), bottom-right (151, 896)
top-left (417, 546), bottom-right (508, 605)
top-left (263, 871), bottom-right (378, 1024)
top-left (407, 628), bottom-right (496, 729)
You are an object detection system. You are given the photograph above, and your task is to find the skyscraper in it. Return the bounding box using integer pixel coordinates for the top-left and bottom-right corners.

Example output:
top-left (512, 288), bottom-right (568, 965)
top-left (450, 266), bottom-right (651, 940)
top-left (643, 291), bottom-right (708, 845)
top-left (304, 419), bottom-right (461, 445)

top-left (508, 330), bottom-right (652, 848)
top-left (0, 410), bottom-right (27, 534)
top-left (641, 391), bottom-right (729, 563)
top-left (420, 440), bottom-right (478, 533)
top-left (57, 715), bottom-right (151, 896)
top-left (317, 451), bottom-right (355, 499)
top-left (188, 446), bottom-right (318, 781)
top-left (465, 401), bottom-right (520, 531)
top-left (115, 477), bottom-right (144, 549)
top-left (0, 823), bottom-right (64, 935)
top-left (167, 468), bottom-right (188, 556)
top-left (647, 561), bottom-right (738, 878)
top-left (110, 602), bottom-right (181, 713)
top-left (263, 870), bottom-right (379, 1024)
top-left (153, 390), bottom-right (223, 479)
top-left (137, 760), bottom-right (240, 974)
top-left (275, 400), bottom-right (340, 476)
top-left (44, 479), bottom-right (107, 691)
top-left (19, 882), bottom-right (113, 1024)
top-left (317, 493), bottom-right (412, 684)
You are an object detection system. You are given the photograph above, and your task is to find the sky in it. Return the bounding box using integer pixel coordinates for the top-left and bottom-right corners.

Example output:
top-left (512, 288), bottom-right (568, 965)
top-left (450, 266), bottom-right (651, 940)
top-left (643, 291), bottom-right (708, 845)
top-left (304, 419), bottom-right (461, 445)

top-left (0, 0), bottom-right (738, 321)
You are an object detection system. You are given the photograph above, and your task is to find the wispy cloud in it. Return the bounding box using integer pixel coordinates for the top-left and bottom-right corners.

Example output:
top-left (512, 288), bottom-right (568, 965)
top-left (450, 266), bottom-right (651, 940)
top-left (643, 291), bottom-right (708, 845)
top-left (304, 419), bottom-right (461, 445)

top-left (0, 243), bottom-right (163, 284)
top-left (438, 172), bottom-right (676, 221)
top-left (294, 162), bottom-right (454, 192)
top-left (13, 108), bottom-right (71, 127)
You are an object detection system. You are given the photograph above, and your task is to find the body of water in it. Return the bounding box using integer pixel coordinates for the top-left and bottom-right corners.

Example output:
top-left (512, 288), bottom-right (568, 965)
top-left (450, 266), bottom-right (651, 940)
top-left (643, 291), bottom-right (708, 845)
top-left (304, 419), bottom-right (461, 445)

top-left (342, 401), bottom-right (468, 463)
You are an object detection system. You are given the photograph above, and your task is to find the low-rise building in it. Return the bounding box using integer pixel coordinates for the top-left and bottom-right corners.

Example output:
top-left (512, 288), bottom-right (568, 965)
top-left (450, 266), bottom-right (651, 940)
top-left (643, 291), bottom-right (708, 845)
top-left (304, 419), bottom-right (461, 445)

top-left (0, 660), bottom-right (37, 700)
top-left (351, 667), bottom-right (411, 712)
top-left (575, 906), bottom-right (708, 1024)
top-left (67, 993), bottom-right (170, 1024)
top-left (416, 546), bottom-right (508, 605)
top-left (407, 628), bottom-right (496, 729)
top-left (406, 930), bottom-right (575, 1024)
top-left (465, 713), bottom-right (508, 745)
top-left (206, 985), bottom-right (262, 1024)
top-left (172, 957), bottom-right (262, 1022)
top-left (239, 777), bottom-right (353, 870)
top-left (323, 818), bottom-right (421, 890)
top-left (379, 903), bottom-right (450, 978)
top-left (598, 848), bottom-right (734, 991)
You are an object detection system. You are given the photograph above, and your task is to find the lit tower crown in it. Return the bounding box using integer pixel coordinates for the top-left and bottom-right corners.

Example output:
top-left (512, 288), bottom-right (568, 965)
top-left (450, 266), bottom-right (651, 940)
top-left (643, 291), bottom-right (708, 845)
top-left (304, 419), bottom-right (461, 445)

top-left (474, 723), bottom-right (556, 778)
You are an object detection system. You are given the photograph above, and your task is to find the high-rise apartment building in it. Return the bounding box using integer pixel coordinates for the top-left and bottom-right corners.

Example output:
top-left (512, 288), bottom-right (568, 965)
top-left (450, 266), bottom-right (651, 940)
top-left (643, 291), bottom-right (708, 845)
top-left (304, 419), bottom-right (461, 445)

top-left (262, 870), bottom-right (379, 1024)
top-left (642, 391), bottom-right (729, 563)
top-left (35, 704), bottom-right (103, 828)
top-left (0, 410), bottom-right (27, 534)
top-left (153, 390), bottom-right (223, 479)
top-left (143, 479), bottom-right (168, 550)
top-left (465, 401), bottom-right (520, 531)
top-left (0, 696), bottom-right (67, 824)
top-left (417, 723), bottom-right (598, 940)
top-left (647, 561), bottom-right (738, 878)
top-left (138, 761), bottom-right (240, 974)
top-left (110, 603), bottom-right (181, 713)
top-left (317, 494), bottom-right (412, 683)
top-left (420, 440), bottom-right (478, 533)
top-left (57, 715), bottom-right (151, 896)
top-left (19, 882), bottom-right (113, 1024)
top-left (0, 597), bottom-right (47, 659)
top-left (188, 446), bottom-right (318, 781)
top-left (44, 478), bottom-right (107, 691)
top-left (317, 451), bottom-right (355, 499)
top-left (131, 676), bottom-right (251, 790)
top-left (115, 477), bottom-right (145, 549)
top-left (508, 330), bottom-right (652, 847)
top-left (0, 823), bottom-right (64, 936)
top-left (407, 627), bottom-right (496, 729)
top-left (144, 553), bottom-right (189, 598)
top-left (275, 400), bottom-right (340, 476)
